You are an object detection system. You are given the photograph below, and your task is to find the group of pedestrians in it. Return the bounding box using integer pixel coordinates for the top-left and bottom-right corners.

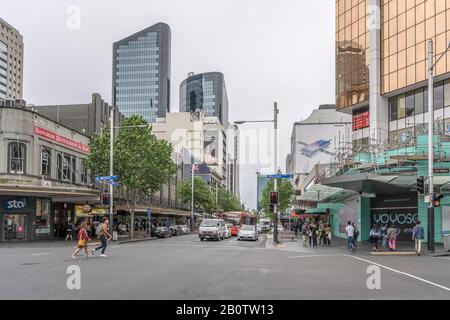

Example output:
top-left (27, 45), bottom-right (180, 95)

top-left (347, 220), bottom-right (425, 255)
top-left (300, 221), bottom-right (332, 248)
top-left (71, 217), bottom-right (112, 259)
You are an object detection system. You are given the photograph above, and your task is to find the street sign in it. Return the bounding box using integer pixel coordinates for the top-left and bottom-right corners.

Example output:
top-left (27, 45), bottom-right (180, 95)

top-left (266, 174), bottom-right (294, 179)
top-left (110, 181), bottom-right (120, 186)
top-left (95, 175), bottom-right (119, 182)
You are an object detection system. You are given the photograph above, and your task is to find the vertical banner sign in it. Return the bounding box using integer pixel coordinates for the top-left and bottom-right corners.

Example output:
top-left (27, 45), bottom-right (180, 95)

top-left (203, 130), bottom-right (218, 165)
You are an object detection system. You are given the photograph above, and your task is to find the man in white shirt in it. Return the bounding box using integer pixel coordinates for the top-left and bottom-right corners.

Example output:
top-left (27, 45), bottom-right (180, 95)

top-left (345, 221), bottom-right (355, 252)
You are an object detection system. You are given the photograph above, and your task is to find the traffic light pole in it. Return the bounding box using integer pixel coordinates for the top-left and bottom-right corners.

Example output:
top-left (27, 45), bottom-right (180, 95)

top-left (273, 102), bottom-right (279, 245)
top-left (427, 39), bottom-right (435, 253)
top-left (109, 107), bottom-right (114, 235)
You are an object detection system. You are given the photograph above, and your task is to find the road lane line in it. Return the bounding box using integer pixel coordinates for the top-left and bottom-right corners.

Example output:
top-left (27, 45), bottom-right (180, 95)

top-left (345, 255), bottom-right (450, 293)
top-left (288, 254), bottom-right (342, 259)
top-left (31, 252), bottom-right (50, 256)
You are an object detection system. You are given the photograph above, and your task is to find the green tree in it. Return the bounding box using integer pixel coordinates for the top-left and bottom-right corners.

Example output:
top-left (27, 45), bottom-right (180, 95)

top-left (261, 178), bottom-right (295, 223)
top-left (217, 188), bottom-right (242, 212)
top-left (177, 176), bottom-right (215, 215)
top-left (86, 115), bottom-right (176, 238)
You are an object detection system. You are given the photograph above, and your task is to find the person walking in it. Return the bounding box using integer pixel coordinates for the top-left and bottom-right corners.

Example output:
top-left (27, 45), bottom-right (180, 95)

top-left (352, 223), bottom-right (359, 251)
top-left (369, 224), bottom-right (381, 251)
top-left (412, 221), bottom-right (425, 256)
top-left (387, 224), bottom-right (398, 251)
top-left (65, 222), bottom-right (73, 241)
top-left (71, 221), bottom-right (91, 259)
top-left (301, 223), bottom-right (309, 247)
top-left (310, 223), bottom-right (318, 248)
top-left (345, 221), bottom-right (355, 252)
top-left (380, 224), bottom-right (388, 249)
top-left (323, 224), bottom-right (331, 246)
top-left (92, 217), bottom-right (112, 257)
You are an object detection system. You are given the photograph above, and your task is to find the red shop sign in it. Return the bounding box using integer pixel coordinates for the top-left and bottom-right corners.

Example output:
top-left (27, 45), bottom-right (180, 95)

top-left (352, 111), bottom-right (370, 131)
top-left (34, 126), bottom-right (90, 154)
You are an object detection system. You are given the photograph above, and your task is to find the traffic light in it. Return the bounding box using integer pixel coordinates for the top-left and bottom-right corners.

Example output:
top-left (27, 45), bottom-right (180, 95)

top-left (434, 194), bottom-right (444, 207)
top-left (101, 193), bottom-right (110, 206)
top-left (269, 191), bottom-right (279, 206)
top-left (416, 176), bottom-right (425, 194)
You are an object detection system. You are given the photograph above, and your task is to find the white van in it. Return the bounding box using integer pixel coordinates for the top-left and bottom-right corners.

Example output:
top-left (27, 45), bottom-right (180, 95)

top-left (199, 219), bottom-right (225, 241)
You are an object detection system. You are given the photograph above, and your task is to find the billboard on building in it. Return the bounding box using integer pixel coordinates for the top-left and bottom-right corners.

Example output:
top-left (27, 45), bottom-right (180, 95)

top-left (295, 123), bottom-right (350, 175)
top-left (203, 130), bottom-right (218, 165)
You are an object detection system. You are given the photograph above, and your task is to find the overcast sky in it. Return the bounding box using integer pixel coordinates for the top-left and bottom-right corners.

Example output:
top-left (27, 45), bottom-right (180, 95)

top-left (1, 0), bottom-right (335, 209)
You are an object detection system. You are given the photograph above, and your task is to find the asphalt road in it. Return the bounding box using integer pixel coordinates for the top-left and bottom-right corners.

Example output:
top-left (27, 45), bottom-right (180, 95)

top-left (0, 234), bottom-right (449, 300)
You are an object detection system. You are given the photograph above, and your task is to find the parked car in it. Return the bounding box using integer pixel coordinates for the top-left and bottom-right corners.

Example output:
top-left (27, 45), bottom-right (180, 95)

top-left (169, 225), bottom-right (179, 236)
top-left (230, 225), bottom-right (240, 237)
top-left (180, 225), bottom-right (191, 235)
top-left (199, 219), bottom-right (225, 241)
top-left (175, 225), bottom-right (185, 235)
top-left (237, 224), bottom-right (258, 241)
top-left (223, 224), bottom-right (231, 239)
top-left (154, 226), bottom-right (172, 238)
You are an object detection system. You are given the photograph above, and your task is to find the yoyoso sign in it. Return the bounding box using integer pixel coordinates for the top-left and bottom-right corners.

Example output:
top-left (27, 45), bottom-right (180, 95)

top-left (3, 198), bottom-right (29, 212)
top-left (371, 210), bottom-right (418, 241)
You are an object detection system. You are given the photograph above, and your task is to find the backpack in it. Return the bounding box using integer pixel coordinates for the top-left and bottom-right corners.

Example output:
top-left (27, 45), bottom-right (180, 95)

top-left (354, 228), bottom-right (360, 237)
top-left (95, 223), bottom-right (104, 236)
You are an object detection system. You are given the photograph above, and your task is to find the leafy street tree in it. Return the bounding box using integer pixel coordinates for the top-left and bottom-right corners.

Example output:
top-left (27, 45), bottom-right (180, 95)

top-left (217, 188), bottom-right (242, 212)
top-left (86, 115), bottom-right (176, 238)
top-left (177, 176), bottom-right (215, 216)
top-left (261, 178), bottom-right (295, 223)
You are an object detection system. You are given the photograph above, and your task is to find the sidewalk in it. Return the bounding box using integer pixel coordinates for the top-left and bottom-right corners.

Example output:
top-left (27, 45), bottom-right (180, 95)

top-left (265, 234), bottom-right (447, 257)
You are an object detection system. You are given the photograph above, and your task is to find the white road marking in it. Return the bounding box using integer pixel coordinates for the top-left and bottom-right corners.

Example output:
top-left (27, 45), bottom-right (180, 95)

top-left (288, 254), bottom-right (342, 259)
top-left (345, 255), bottom-right (450, 293)
top-left (436, 256), bottom-right (450, 261)
top-left (31, 252), bottom-right (50, 256)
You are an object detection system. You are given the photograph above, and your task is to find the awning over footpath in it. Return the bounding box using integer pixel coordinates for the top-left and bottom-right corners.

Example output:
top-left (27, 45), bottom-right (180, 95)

top-left (297, 184), bottom-right (356, 203)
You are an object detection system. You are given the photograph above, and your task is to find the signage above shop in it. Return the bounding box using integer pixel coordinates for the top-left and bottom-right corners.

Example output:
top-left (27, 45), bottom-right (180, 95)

top-left (352, 110), bottom-right (369, 131)
top-left (3, 198), bottom-right (29, 212)
top-left (434, 168), bottom-right (450, 174)
top-left (34, 126), bottom-right (90, 154)
top-left (75, 205), bottom-right (107, 217)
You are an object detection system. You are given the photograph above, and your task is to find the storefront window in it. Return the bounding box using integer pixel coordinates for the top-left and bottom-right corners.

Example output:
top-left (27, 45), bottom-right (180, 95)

top-left (35, 199), bottom-right (51, 236)
top-left (8, 142), bottom-right (26, 174)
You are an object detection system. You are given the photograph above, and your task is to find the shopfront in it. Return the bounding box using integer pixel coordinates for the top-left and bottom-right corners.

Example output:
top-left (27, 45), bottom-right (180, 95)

top-left (370, 195), bottom-right (418, 242)
top-left (0, 196), bottom-right (52, 241)
top-left (74, 204), bottom-right (108, 235)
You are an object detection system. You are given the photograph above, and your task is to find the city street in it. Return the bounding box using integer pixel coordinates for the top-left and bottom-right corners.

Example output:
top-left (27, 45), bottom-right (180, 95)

top-left (0, 235), bottom-right (449, 300)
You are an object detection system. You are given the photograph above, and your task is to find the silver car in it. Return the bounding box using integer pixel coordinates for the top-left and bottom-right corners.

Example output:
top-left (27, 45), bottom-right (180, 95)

top-left (237, 224), bottom-right (258, 241)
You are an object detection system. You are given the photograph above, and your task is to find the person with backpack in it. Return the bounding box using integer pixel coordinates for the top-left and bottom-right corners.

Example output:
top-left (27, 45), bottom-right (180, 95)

top-left (301, 223), bottom-right (309, 246)
top-left (412, 221), bottom-right (425, 256)
top-left (369, 224), bottom-right (381, 251)
top-left (92, 217), bottom-right (112, 257)
top-left (71, 221), bottom-right (91, 259)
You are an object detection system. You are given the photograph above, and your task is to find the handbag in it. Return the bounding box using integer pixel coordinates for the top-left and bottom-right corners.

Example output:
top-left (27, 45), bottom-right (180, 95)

top-left (78, 239), bottom-right (86, 248)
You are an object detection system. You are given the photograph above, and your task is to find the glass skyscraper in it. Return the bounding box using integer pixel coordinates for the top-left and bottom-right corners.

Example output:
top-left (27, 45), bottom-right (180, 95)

top-left (179, 72), bottom-right (229, 125)
top-left (112, 22), bottom-right (171, 123)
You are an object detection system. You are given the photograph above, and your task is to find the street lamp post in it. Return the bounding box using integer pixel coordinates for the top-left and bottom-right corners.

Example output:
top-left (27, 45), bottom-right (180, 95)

top-left (427, 39), bottom-right (450, 253)
top-left (234, 102), bottom-right (279, 244)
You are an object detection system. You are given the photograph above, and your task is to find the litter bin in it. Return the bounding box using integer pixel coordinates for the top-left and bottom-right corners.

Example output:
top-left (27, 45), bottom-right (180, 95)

top-left (443, 234), bottom-right (450, 251)
top-left (113, 231), bottom-right (118, 242)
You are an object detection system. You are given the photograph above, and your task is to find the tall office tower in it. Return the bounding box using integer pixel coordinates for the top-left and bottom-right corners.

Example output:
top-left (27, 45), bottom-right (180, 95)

top-left (336, 0), bottom-right (450, 145)
top-left (112, 22), bottom-right (171, 123)
top-left (0, 17), bottom-right (24, 101)
top-left (179, 72), bottom-right (229, 125)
